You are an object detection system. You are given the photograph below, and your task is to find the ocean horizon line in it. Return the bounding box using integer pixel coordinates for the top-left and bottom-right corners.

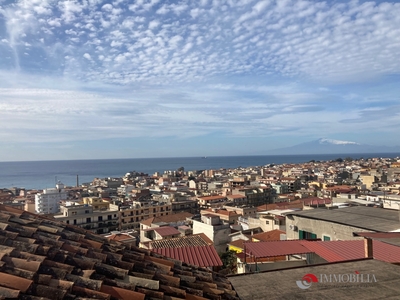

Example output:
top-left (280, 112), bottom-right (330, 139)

top-left (1, 152), bottom-right (400, 190)
top-left (1, 151), bottom-right (400, 164)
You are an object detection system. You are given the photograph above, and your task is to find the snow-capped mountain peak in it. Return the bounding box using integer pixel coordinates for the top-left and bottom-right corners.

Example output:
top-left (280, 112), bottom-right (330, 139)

top-left (318, 138), bottom-right (360, 145)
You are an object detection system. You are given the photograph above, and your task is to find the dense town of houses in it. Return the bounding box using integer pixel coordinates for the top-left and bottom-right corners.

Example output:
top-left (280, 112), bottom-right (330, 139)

top-left (1, 155), bottom-right (400, 280)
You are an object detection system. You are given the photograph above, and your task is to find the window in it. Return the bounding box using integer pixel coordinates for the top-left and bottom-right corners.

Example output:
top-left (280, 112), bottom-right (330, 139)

top-left (74, 219), bottom-right (77, 225)
top-left (265, 221), bottom-right (269, 224)
top-left (299, 230), bottom-right (317, 240)
top-left (323, 235), bottom-right (331, 241)
top-left (85, 210), bottom-right (90, 214)
top-left (66, 220), bottom-right (69, 224)
top-left (86, 217), bottom-right (91, 223)
top-left (98, 216), bottom-right (103, 221)
top-left (108, 215), bottom-right (112, 220)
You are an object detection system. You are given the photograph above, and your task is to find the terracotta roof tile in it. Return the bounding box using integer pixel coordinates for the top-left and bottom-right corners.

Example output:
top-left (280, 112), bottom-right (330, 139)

top-left (251, 229), bottom-right (286, 242)
top-left (153, 246), bottom-right (223, 268)
top-left (0, 204), bottom-right (238, 299)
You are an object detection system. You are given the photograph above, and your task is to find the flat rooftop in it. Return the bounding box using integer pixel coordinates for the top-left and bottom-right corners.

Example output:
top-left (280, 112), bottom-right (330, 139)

top-left (287, 206), bottom-right (400, 232)
top-left (229, 259), bottom-right (400, 300)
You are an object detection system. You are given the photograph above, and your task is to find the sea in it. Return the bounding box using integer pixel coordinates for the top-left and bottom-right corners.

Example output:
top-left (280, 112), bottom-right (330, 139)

top-left (0, 153), bottom-right (399, 190)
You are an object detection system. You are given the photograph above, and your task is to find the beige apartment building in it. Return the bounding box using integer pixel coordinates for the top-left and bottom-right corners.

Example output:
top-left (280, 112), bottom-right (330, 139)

top-left (197, 195), bottom-right (227, 209)
top-left (54, 203), bottom-right (119, 234)
top-left (81, 196), bottom-right (110, 210)
top-left (119, 200), bottom-right (172, 230)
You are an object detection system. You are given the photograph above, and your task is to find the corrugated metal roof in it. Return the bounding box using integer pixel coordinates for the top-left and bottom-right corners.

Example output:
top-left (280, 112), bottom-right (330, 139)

top-left (374, 240), bottom-right (400, 263)
top-left (243, 240), bottom-right (312, 258)
top-left (301, 240), bottom-right (400, 263)
top-left (153, 245), bottom-right (223, 267)
top-left (354, 232), bottom-right (400, 238)
top-left (354, 232), bottom-right (400, 246)
top-left (301, 240), bottom-right (363, 262)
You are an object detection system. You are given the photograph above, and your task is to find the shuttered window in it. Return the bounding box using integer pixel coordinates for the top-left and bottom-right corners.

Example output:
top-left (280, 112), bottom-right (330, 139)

top-left (299, 230), bottom-right (317, 240)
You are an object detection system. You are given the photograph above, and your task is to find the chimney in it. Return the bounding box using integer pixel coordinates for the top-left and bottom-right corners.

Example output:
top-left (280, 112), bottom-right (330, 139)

top-left (364, 238), bottom-right (373, 258)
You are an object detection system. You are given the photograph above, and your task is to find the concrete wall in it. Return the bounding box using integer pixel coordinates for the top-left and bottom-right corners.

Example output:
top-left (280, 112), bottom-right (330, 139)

top-left (193, 220), bottom-right (230, 254)
top-left (285, 215), bottom-right (371, 241)
top-left (238, 260), bottom-right (308, 274)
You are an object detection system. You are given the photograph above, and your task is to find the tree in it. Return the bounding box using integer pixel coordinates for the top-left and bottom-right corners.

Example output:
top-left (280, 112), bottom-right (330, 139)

top-left (220, 250), bottom-right (237, 274)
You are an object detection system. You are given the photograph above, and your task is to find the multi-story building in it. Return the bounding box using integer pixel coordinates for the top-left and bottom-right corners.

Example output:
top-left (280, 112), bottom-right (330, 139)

top-left (54, 203), bottom-right (119, 234)
top-left (81, 196), bottom-right (110, 210)
top-left (226, 194), bottom-right (247, 206)
top-left (200, 208), bottom-right (240, 224)
top-left (232, 186), bottom-right (272, 207)
top-left (224, 205), bottom-right (258, 218)
top-left (271, 182), bottom-right (289, 195)
top-left (192, 214), bottom-right (231, 254)
top-left (35, 182), bottom-right (68, 214)
top-left (197, 195), bottom-right (227, 209)
top-left (285, 206), bottom-right (400, 241)
top-left (119, 200), bottom-right (172, 230)
top-left (0, 189), bottom-right (13, 203)
top-left (280, 178), bottom-right (301, 193)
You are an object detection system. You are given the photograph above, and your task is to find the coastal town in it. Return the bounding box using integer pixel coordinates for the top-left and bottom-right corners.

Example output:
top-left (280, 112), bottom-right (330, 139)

top-left (1, 155), bottom-right (400, 298)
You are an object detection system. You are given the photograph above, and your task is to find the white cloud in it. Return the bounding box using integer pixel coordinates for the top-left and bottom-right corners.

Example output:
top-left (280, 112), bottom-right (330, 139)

top-left (1, 0), bottom-right (400, 158)
top-left (83, 53), bottom-right (92, 60)
top-left (102, 4), bottom-right (113, 11)
top-left (148, 20), bottom-right (160, 29)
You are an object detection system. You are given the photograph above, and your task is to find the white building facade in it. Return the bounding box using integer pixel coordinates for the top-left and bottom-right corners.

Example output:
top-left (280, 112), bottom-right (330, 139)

top-left (35, 182), bottom-right (68, 214)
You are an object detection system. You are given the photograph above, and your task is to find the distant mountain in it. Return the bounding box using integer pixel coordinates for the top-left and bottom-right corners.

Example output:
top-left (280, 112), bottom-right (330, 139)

top-left (267, 138), bottom-right (400, 155)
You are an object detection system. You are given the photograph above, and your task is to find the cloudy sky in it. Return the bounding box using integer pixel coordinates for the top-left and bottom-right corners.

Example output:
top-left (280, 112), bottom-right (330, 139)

top-left (0, 0), bottom-right (399, 161)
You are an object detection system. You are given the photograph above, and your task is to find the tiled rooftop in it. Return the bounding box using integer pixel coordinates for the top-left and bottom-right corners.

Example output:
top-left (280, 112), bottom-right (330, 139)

top-left (153, 246), bottom-right (223, 268)
top-left (150, 234), bottom-right (213, 249)
top-left (251, 229), bottom-right (286, 242)
top-left (143, 226), bottom-right (181, 237)
top-left (150, 235), bottom-right (222, 268)
top-left (0, 205), bottom-right (238, 300)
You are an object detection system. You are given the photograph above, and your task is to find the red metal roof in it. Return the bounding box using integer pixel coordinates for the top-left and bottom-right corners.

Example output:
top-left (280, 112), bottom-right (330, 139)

top-left (354, 232), bottom-right (400, 239)
top-left (153, 245), bottom-right (223, 267)
top-left (300, 240), bottom-right (362, 262)
top-left (244, 240), bottom-right (312, 258)
top-left (240, 239), bottom-right (400, 263)
top-left (301, 240), bottom-right (400, 263)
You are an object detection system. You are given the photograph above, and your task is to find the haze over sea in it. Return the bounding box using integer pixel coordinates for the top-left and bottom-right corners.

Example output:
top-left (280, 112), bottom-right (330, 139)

top-left (1, 153), bottom-right (399, 190)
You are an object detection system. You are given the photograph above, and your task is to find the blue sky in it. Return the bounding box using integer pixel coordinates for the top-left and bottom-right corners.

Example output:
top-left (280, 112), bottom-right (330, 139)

top-left (0, 0), bottom-right (400, 161)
